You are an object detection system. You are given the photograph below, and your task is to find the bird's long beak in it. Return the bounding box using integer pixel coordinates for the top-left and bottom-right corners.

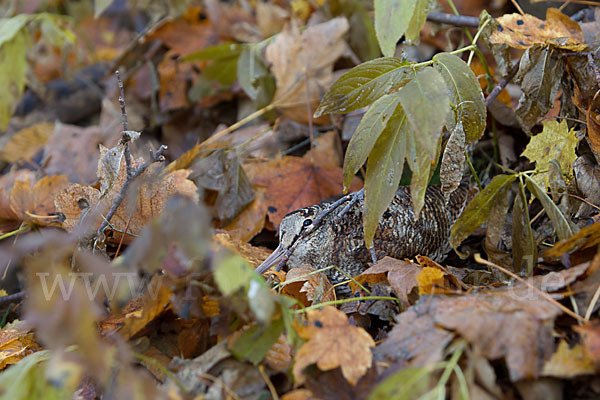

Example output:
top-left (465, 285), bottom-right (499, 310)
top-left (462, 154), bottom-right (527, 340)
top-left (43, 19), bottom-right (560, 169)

top-left (255, 243), bottom-right (286, 274)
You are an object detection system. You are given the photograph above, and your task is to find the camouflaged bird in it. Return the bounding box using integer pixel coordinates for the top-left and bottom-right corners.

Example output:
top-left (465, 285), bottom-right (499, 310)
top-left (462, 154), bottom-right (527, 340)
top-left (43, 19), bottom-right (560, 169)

top-left (256, 184), bottom-right (473, 292)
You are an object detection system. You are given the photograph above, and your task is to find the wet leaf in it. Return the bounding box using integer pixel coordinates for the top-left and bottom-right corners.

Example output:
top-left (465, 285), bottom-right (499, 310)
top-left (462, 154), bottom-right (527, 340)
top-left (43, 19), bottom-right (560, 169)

top-left (342, 92), bottom-right (401, 191)
top-left (363, 102), bottom-right (407, 246)
top-left (524, 175), bottom-right (573, 241)
top-left (433, 53), bottom-right (486, 143)
top-left (490, 9), bottom-right (586, 50)
top-left (315, 57), bottom-right (410, 116)
top-left (450, 174), bottom-right (516, 251)
top-left (521, 119), bottom-right (577, 189)
top-left (293, 306), bottom-right (375, 385)
top-left (374, 0), bottom-right (417, 57)
top-left (513, 46), bottom-right (565, 134)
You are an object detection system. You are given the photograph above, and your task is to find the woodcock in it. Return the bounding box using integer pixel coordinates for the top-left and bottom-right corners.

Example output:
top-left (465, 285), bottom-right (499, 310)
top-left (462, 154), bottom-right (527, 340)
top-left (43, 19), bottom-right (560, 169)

top-left (256, 184), bottom-right (473, 292)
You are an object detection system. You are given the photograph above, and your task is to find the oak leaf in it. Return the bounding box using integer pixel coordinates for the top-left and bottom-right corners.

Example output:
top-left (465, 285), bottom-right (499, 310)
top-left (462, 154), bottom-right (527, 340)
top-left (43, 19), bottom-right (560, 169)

top-left (293, 306), bottom-right (374, 385)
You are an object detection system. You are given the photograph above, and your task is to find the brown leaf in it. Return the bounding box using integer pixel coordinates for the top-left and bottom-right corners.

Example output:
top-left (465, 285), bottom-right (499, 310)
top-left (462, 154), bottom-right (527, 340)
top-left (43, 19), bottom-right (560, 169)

top-left (0, 320), bottom-right (39, 370)
top-left (55, 145), bottom-right (199, 243)
top-left (0, 122), bottom-right (54, 163)
top-left (575, 321), bottom-right (600, 363)
top-left (490, 9), bottom-right (586, 50)
top-left (245, 155), bottom-right (362, 227)
top-left (293, 306), bottom-right (374, 385)
top-left (264, 334), bottom-right (293, 372)
top-left (282, 266), bottom-right (336, 306)
top-left (542, 221), bottom-right (600, 258)
top-left (265, 18), bottom-right (349, 123)
top-left (223, 186), bottom-right (267, 242)
top-left (416, 267), bottom-right (446, 295)
top-left (213, 231), bottom-right (271, 270)
top-left (9, 175), bottom-right (69, 224)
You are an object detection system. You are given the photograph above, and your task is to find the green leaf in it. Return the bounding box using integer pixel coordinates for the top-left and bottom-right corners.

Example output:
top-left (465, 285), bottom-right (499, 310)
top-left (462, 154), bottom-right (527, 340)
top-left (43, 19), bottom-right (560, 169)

top-left (0, 29), bottom-right (26, 130)
top-left (369, 365), bottom-right (434, 400)
top-left (213, 254), bottom-right (254, 296)
top-left (363, 104), bottom-right (408, 247)
top-left (514, 45), bottom-right (565, 134)
top-left (398, 67), bottom-right (449, 214)
top-left (315, 57), bottom-right (410, 116)
top-left (450, 174), bottom-right (517, 251)
top-left (181, 42), bottom-right (243, 62)
top-left (521, 119), bottom-right (577, 189)
top-left (512, 184), bottom-right (536, 275)
top-left (238, 43), bottom-right (273, 101)
top-left (202, 57), bottom-right (238, 86)
top-left (524, 175), bottom-right (573, 241)
top-left (94, 0), bottom-right (114, 17)
top-left (342, 92), bottom-right (402, 191)
top-left (0, 15), bottom-right (27, 46)
top-left (433, 53), bottom-right (486, 143)
top-left (230, 318), bottom-right (285, 364)
top-left (404, 0), bottom-right (433, 43)
top-left (374, 0), bottom-right (417, 57)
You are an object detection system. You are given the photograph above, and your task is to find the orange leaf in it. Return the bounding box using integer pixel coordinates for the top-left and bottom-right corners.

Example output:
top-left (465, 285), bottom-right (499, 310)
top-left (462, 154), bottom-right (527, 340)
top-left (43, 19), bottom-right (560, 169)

top-left (416, 267), bottom-right (445, 295)
top-left (9, 175), bottom-right (69, 224)
top-left (0, 321), bottom-right (40, 370)
top-left (282, 266), bottom-right (336, 306)
top-left (293, 306), bottom-right (374, 385)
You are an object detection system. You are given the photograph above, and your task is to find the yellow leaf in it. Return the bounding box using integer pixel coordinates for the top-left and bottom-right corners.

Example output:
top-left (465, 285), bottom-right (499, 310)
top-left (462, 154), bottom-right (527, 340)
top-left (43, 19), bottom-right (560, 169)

top-left (521, 119), bottom-right (577, 189)
top-left (416, 267), bottom-right (445, 295)
top-left (0, 122), bottom-right (54, 163)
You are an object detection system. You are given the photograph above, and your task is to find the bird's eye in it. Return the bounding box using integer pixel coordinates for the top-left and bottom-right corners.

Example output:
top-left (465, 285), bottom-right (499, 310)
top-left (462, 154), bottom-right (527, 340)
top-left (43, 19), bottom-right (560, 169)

top-left (303, 219), bottom-right (313, 227)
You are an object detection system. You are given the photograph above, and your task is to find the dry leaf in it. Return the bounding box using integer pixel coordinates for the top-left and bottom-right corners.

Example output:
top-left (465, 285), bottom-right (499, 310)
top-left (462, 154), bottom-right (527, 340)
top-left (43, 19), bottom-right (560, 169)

top-left (542, 340), bottom-right (595, 378)
top-left (266, 18), bottom-right (349, 123)
top-left (416, 266), bottom-right (446, 295)
top-left (9, 175), bottom-right (69, 224)
top-left (245, 155), bottom-right (362, 227)
top-left (213, 230), bottom-right (271, 269)
top-left (293, 306), bottom-right (374, 385)
top-left (264, 334), bottom-right (293, 372)
top-left (282, 266), bottom-right (336, 306)
top-left (55, 144), bottom-right (199, 243)
top-left (575, 321), bottom-right (600, 363)
top-left (490, 9), bottom-right (586, 50)
top-left (0, 321), bottom-right (39, 370)
top-left (0, 122), bottom-right (54, 163)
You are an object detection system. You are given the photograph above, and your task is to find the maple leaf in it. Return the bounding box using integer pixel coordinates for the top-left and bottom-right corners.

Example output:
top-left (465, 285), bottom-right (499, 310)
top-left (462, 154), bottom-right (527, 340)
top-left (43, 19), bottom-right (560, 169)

top-left (521, 119), bottom-right (577, 189)
top-left (293, 306), bottom-right (374, 385)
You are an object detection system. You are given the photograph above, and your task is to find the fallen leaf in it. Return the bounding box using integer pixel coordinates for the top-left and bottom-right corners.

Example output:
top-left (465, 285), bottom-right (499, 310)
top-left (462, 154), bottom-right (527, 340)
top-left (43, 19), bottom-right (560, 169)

top-left (265, 18), bottom-right (349, 123)
top-left (264, 334), bottom-right (293, 372)
top-left (293, 306), bottom-right (375, 385)
top-left (0, 320), bottom-right (39, 370)
top-left (55, 144), bottom-right (199, 243)
top-left (9, 175), bottom-right (68, 224)
top-left (575, 321), bottom-right (600, 363)
top-left (223, 186), bottom-right (267, 242)
top-left (521, 119), bottom-right (577, 189)
top-left (213, 230), bottom-right (271, 270)
top-left (0, 122), bottom-right (54, 163)
top-left (282, 266), bottom-right (336, 306)
top-left (416, 266), bottom-right (446, 295)
top-left (542, 340), bottom-right (595, 378)
top-left (245, 155), bottom-right (362, 227)
top-left (490, 9), bottom-right (586, 50)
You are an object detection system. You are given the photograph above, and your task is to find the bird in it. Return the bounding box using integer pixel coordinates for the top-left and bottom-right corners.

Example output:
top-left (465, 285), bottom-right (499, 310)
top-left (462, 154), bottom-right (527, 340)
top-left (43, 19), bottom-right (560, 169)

top-left (256, 184), bottom-right (473, 293)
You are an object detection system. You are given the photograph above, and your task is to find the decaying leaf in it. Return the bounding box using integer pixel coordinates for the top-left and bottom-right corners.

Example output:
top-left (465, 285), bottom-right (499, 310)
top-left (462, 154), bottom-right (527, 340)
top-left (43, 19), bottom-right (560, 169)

top-left (440, 120), bottom-right (466, 196)
top-left (490, 9), bottom-right (586, 50)
top-left (522, 120), bottom-right (577, 189)
top-left (293, 306), bottom-right (375, 385)
top-left (55, 143), bottom-right (199, 243)
top-left (0, 122), bottom-right (54, 163)
top-left (266, 17), bottom-right (349, 123)
top-left (0, 320), bottom-right (39, 370)
top-left (282, 265), bottom-right (335, 306)
top-left (8, 175), bottom-right (68, 225)
top-left (542, 340), bottom-right (595, 378)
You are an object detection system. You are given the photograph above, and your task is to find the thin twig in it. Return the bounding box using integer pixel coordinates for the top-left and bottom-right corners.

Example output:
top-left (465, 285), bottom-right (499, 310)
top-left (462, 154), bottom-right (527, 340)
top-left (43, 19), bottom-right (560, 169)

top-left (426, 12), bottom-right (479, 27)
top-left (96, 146), bottom-right (167, 239)
top-left (115, 71), bottom-right (134, 178)
top-left (474, 254), bottom-right (586, 322)
top-left (485, 62), bottom-right (519, 108)
top-left (0, 291), bottom-right (26, 307)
